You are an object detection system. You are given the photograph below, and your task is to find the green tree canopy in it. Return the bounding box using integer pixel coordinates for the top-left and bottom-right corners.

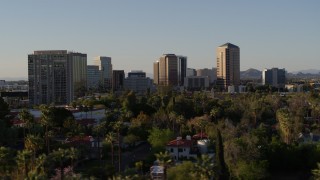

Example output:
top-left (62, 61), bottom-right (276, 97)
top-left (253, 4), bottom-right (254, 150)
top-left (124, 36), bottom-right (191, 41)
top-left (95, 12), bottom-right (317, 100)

top-left (148, 128), bottom-right (174, 151)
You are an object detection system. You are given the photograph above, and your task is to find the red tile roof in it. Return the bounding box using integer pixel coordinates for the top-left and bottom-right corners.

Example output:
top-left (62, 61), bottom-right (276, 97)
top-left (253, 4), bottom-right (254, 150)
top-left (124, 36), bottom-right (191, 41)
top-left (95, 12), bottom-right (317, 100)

top-left (192, 132), bottom-right (208, 139)
top-left (77, 119), bottom-right (96, 126)
top-left (64, 136), bottom-right (94, 147)
top-left (11, 117), bottom-right (41, 125)
top-left (66, 136), bottom-right (93, 143)
top-left (9, 112), bottom-right (19, 116)
top-left (166, 139), bottom-right (193, 148)
top-left (11, 119), bottom-right (24, 125)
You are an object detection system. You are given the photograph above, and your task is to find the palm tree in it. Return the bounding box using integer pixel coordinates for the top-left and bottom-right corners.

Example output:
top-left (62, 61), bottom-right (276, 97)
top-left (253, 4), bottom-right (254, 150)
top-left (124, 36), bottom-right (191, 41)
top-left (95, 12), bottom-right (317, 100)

top-left (39, 105), bottom-right (54, 154)
top-left (168, 112), bottom-right (177, 132)
top-left (93, 121), bottom-right (106, 164)
top-left (193, 154), bottom-right (214, 180)
top-left (105, 132), bottom-right (115, 166)
top-left (0, 147), bottom-right (15, 178)
top-left (113, 120), bottom-right (123, 172)
top-left (16, 149), bottom-right (32, 178)
top-left (28, 154), bottom-right (47, 179)
top-left (210, 107), bottom-right (220, 122)
top-left (18, 109), bottom-right (34, 139)
top-left (24, 134), bottom-right (44, 167)
top-left (176, 115), bottom-right (185, 136)
top-left (197, 118), bottom-right (208, 139)
top-left (123, 109), bottom-right (133, 122)
top-left (155, 151), bottom-right (172, 167)
top-left (51, 148), bottom-right (69, 180)
top-left (135, 161), bottom-right (143, 175)
top-left (312, 163), bottom-right (320, 179)
top-left (67, 147), bottom-right (78, 168)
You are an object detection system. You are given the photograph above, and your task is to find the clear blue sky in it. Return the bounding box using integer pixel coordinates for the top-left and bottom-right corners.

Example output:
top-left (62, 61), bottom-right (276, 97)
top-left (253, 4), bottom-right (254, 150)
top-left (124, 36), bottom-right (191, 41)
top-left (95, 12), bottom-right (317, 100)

top-left (0, 0), bottom-right (319, 80)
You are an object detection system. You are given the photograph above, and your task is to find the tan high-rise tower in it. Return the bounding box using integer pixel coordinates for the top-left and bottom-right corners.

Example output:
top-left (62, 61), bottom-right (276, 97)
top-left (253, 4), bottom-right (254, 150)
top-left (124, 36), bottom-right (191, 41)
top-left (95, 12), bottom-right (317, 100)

top-left (216, 43), bottom-right (240, 89)
top-left (153, 54), bottom-right (187, 86)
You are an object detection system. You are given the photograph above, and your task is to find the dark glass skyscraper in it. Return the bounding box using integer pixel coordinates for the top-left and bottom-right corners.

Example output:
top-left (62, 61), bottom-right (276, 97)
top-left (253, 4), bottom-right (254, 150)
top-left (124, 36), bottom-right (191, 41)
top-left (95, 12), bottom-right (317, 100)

top-left (262, 68), bottom-right (286, 88)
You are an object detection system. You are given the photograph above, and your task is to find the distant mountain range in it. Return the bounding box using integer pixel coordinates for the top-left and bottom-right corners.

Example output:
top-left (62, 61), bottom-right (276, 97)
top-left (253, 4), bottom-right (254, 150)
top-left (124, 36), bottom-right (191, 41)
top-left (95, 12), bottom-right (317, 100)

top-left (290, 69), bottom-right (320, 74)
top-left (240, 68), bottom-right (261, 79)
top-left (1, 69), bottom-right (320, 82)
top-left (241, 68), bottom-right (320, 79)
top-left (0, 77), bottom-right (27, 81)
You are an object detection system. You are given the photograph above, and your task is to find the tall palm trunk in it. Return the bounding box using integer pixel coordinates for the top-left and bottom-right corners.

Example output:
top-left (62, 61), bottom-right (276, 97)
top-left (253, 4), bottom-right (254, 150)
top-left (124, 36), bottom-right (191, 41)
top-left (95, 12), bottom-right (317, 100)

top-left (118, 130), bottom-right (121, 172)
top-left (98, 135), bottom-right (102, 167)
top-left (111, 143), bottom-right (114, 166)
top-left (46, 125), bottom-right (50, 154)
top-left (60, 160), bottom-right (64, 180)
top-left (24, 162), bottom-right (28, 178)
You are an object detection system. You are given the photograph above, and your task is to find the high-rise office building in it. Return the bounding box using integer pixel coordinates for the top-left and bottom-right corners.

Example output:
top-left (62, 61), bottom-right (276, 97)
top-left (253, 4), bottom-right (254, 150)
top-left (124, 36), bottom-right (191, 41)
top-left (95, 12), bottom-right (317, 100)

top-left (28, 50), bottom-right (87, 105)
top-left (124, 70), bottom-right (153, 94)
top-left (94, 56), bottom-right (112, 90)
top-left (128, 70), bottom-right (146, 78)
top-left (153, 61), bottom-right (159, 85)
top-left (87, 65), bottom-right (100, 90)
top-left (112, 70), bottom-right (125, 91)
top-left (159, 54), bottom-right (177, 86)
top-left (196, 68), bottom-right (217, 84)
top-left (70, 52), bottom-right (87, 97)
top-left (186, 68), bottom-right (196, 77)
top-left (177, 56), bottom-right (187, 86)
top-left (154, 54), bottom-right (187, 86)
top-left (216, 43), bottom-right (240, 89)
top-left (184, 76), bottom-right (210, 90)
top-left (262, 68), bottom-right (286, 88)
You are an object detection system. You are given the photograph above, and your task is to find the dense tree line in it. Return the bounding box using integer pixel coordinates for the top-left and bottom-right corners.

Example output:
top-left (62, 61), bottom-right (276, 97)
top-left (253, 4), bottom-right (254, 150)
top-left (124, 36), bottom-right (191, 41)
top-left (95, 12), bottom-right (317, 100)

top-left (1, 88), bottom-right (320, 179)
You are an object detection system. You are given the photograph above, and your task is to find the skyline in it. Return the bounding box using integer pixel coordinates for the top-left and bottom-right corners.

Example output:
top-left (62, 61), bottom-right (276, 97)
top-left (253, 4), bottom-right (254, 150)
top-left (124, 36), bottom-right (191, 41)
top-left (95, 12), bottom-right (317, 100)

top-left (1, 0), bottom-right (319, 80)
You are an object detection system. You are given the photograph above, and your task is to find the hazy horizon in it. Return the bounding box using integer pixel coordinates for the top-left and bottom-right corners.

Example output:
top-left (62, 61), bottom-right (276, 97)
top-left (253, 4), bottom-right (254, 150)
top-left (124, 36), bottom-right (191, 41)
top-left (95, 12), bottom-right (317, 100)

top-left (1, 0), bottom-right (319, 79)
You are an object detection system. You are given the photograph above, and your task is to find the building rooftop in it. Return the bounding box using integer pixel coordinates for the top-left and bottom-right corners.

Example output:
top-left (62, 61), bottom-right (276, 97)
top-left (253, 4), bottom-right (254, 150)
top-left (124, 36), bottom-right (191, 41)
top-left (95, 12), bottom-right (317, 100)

top-left (33, 50), bottom-right (67, 55)
top-left (192, 132), bottom-right (208, 140)
top-left (166, 139), bottom-right (193, 147)
top-left (219, 43), bottom-right (239, 48)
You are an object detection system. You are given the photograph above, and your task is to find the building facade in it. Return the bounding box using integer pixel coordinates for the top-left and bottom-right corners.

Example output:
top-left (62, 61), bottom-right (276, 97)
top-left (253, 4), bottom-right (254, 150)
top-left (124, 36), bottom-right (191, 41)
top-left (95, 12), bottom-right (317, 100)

top-left (196, 68), bottom-right (217, 84)
top-left (262, 68), bottom-right (286, 88)
top-left (70, 53), bottom-right (87, 98)
top-left (184, 76), bottom-right (210, 90)
top-left (186, 68), bottom-right (196, 77)
top-left (94, 56), bottom-right (112, 90)
top-left (177, 56), bottom-right (187, 86)
top-left (28, 50), bottom-right (87, 105)
top-left (216, 43), bottom-right (240, 89)
top-left (124, 71), bottom-right (153, 94)
top-left (128, 70), bottom-right (146, 78)
top-left (154, 54), bottom-right (187, 86)
top-left (153, 61), bottom-right (159, 85)
top-left (87, 65), bottom-right (100, 90)
top-left (112, 70), bottom-right (125, 91)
